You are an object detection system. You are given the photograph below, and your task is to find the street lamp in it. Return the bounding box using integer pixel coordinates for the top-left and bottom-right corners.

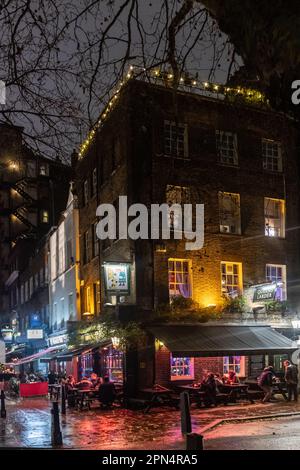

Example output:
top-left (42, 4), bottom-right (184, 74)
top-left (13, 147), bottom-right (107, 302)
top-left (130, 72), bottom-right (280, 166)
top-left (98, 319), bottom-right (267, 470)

top-left (111, 336), bottom-right (120, 349)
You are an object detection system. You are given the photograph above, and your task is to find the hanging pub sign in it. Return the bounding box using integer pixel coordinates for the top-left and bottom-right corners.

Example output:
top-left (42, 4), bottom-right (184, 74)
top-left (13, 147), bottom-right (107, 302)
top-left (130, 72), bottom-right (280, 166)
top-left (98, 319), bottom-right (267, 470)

top-left (104, 263), bottom-right (130, 294)
top-left (253, 283), bottom-right (277, 302)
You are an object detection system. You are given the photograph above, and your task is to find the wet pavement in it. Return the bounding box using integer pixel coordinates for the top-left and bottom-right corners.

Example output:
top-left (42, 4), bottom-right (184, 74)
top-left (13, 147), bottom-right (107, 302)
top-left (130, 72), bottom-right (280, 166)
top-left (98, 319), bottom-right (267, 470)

top-left (205, 415), bottom-right (300, 450)
top-left (1, 396), bottom-right (300, 449)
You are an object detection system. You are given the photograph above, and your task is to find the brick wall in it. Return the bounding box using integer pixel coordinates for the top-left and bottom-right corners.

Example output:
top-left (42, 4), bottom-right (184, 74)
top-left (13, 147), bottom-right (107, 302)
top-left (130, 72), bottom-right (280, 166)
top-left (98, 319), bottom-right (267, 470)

top-left (155, 344), bottom-right (250, 387)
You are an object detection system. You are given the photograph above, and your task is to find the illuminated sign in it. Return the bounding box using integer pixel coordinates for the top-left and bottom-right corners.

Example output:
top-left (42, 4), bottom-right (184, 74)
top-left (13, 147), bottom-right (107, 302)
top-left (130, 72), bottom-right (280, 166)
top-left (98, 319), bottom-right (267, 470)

top-left (1, 328), bottom-right (13, 342)
top-left (253, 283), bottom-right (277, 302)
top-left (49, 334), bottom-right (67, 346)
top-left (27, 329), bottom-right (44, 340)
top-left (30, 314), bottom-right (41, 328)
top-left (104, 264), bottom-right (130, 294)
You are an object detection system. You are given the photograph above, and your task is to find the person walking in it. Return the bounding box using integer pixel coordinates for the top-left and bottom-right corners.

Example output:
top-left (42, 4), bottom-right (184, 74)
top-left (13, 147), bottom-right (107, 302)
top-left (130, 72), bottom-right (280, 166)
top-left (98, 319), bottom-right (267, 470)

top-left (258, 366), bottom-right (276, 403)
top-left (284, 360), bottom-right (298, 402)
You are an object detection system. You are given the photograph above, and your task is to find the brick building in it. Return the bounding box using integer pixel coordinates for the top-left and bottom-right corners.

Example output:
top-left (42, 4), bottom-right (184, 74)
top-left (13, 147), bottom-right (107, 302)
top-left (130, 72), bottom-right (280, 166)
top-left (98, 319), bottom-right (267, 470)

top-left (74, 77), bottom-right (300, 394)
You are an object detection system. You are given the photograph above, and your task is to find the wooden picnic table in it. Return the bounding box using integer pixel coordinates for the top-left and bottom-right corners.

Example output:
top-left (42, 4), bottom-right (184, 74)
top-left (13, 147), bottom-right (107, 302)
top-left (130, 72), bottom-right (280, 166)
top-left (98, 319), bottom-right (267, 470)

top-left (177, 384), bottom-right (206, 407)
top-left (141, 386), bottom-right (178, 413)
top-left (75, 388), bottom-right (96, 410)
top-left (220, 383), bottom-right (254, 403)
top-left (245, 379), bottom-right (288, 401)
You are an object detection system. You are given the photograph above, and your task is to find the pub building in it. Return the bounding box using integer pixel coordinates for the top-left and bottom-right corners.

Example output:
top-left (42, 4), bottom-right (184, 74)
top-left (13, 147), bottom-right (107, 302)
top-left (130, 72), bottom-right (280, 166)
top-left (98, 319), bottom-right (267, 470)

top-left (73, 72), bottom-right (300, 396)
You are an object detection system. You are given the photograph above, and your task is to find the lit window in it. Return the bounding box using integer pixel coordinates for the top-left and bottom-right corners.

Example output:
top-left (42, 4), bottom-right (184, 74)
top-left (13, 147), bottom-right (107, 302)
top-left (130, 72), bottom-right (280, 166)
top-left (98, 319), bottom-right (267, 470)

top-left (262, 139), bottom-right (282, 172)
top-left (166, 185), bottom-right (190, 231)
top-left (216, 131), bottom-right (238, 166)
top-left (221, 262), bottom-right (243, 296)
top-left (223, 356), bottom-right (245, 376)
top-left (39, 163), bottom-right (49, 176)
top-left (266, 264), bottom-right (287, 301)
top-left (170, 356), bottom-right (194, 381)
top-left (86, 286), bottom-right (92, 313)
top-left (168, 259), bottom-right (192, 299)
top-left (41, 210), bottom-right (49, 223)
top-left (264, 198), bottom-right (285, 238)
top-left (219, 192), bottom-right (241, 234)
top-left (164, 121), bottom-right (188, 159)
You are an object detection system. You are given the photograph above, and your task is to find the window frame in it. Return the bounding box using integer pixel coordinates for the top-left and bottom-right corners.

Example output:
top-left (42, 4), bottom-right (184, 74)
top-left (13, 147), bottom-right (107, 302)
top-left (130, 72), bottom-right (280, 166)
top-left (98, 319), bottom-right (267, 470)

top-left (266, 264), bottom-right (287, 301)
top-left (262, 138), bottom-right (283, 173)
top-left (218, 191), bottom-right (241, 234)
top-left (216, 130), bottom-right (238, 166)
top-left (223, 356), bottom-right (245, 377)
top-left (170, 355), bottom-right (195, 381)
top-left (264, 197), bottom-right (285, 239)
top-left (221, 261), bottom-right (243, 297)
top-left (41, 209), bottom-right (49, 224)
top-left (83, 179), bottom-right (89, 206)
top-left (84, 230), bottom-right (90, 264)
top-left (164, 120), bottom-right (188, 159)
top-left (92, 221), bottom-right (99, 258)
top-left (168, 258), bottom-right (192, 300)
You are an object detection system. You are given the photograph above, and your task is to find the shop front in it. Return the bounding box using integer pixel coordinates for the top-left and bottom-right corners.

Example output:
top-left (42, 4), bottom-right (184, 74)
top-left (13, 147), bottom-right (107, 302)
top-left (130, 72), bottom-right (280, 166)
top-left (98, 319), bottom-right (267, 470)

top-left (147, 324), bottom-right (297, 388)
top-left (42, 340), bottom-right (125, 384)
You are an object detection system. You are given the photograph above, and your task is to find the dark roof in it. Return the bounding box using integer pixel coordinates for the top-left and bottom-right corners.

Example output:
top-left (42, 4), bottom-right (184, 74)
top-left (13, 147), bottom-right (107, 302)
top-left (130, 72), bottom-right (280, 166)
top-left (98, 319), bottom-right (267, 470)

top-left (40, 340), bottom-right (111, 362)
top-left (148, 325), bottom-right (296, 357)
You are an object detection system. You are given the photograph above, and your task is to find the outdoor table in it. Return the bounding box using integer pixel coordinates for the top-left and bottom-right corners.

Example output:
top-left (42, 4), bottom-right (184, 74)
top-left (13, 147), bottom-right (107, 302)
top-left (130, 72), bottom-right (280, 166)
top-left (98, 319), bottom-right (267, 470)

top-left (177, 384), bottom-right (206, 407)
top-left (141, 386), bottom-right (177, 413)
top-left (220, 383), bottom-right (254, 403)
top-left (245, 379), bottom-right (288, 401)
top-left (271, 381), bottom-right (288, 400)
top-left (76, 388), bottom-right (96, 410)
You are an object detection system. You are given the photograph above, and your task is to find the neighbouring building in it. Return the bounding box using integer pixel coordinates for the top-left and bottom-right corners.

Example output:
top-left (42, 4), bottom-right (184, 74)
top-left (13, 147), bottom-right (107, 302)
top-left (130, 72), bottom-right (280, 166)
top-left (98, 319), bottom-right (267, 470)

top-left (0, 122), bottom-right (71, 364)
top-left (73, 72), bottom-right (300, 396)
top-left (46, 184), bottom-right (81, 378)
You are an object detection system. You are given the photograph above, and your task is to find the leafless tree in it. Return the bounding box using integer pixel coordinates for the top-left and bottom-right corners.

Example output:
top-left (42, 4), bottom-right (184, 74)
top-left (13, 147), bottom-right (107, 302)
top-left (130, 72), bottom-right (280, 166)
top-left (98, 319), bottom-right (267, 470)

top-left (0, 0), bottom-right (238, 161)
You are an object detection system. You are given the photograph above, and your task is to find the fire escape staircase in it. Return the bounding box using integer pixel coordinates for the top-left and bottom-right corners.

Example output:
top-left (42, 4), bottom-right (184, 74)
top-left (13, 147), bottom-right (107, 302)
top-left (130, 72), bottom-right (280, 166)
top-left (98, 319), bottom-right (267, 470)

top-left (11, 180), bottom-right (36, 204)
top-left (11, 180), bottom-right (37, 242)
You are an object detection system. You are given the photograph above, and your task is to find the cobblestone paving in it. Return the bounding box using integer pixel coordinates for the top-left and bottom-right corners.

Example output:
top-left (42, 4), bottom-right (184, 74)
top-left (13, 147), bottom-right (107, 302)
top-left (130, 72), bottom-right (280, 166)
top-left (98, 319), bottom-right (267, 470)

top-left (1, 396), bottom-right (300, 450)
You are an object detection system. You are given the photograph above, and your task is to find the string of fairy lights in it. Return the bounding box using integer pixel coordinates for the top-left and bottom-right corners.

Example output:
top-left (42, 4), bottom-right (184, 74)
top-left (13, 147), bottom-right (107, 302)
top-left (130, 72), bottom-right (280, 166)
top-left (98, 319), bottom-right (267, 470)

top-left (78, 65), bottom-right (267, 159)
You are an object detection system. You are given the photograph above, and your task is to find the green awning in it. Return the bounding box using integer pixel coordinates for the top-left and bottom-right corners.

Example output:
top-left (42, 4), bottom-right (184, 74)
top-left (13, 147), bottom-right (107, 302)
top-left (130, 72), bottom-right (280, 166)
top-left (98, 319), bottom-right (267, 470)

top-left (148, 325), bottom-right (297, 357)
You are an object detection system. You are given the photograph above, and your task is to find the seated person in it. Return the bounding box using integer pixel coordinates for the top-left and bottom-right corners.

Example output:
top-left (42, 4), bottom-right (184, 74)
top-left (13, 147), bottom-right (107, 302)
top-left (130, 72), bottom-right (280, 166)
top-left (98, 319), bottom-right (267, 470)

top-left (201, 372), bottom-right (217, 406)
top-left (76, 376), bottom-right (93, 390)
top-left (90, 372), bottom-right (102, 389)
top-left (65, 375), bottom-right (76, 391)
top-left (98, 375), bottom-right (116, 407)
top-left (214, 373), bottom-right (224, 391)
top-left (228, 370), bottom-right (240, 384)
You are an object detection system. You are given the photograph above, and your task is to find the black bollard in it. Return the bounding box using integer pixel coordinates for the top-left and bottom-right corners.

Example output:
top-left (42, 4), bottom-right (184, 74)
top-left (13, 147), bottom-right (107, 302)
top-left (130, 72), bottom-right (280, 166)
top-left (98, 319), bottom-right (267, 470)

top-left (51, 401), bottom-right (63, 446)
top-left (0, 390), bottom-right (6, 418)
top-left (61, 384), bottom-right (66, 415)
top-left (186, 433), bottom-right (204, 450)
top-left (180, 391), bottom-right (191, 435)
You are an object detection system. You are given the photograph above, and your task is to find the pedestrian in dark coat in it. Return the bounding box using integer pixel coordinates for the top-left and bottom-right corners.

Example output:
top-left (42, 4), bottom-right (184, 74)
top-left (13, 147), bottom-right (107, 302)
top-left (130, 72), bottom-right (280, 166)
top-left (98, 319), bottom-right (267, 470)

top-left (258, 366), bottom-right (276, 403)
top-left (284, 360), bottom-right (298, 402)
